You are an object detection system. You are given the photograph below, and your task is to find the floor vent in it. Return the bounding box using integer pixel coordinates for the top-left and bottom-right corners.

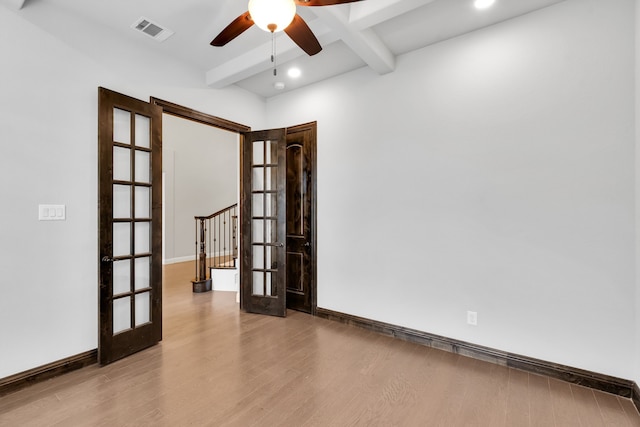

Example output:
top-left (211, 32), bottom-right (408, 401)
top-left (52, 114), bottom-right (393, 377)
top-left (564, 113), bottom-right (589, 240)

top-left (131, 17), bottom-right (174, 42)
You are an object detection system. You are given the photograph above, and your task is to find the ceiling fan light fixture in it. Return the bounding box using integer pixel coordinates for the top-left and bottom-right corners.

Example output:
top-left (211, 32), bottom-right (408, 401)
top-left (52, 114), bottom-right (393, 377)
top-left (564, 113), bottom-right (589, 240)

top-left (248, 0), bottom-right (296, 33)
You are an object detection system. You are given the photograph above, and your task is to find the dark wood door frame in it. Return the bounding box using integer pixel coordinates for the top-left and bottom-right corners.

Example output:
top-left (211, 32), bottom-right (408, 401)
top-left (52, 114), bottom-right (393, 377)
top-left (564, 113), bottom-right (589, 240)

top-left (149, 99), bottom-right (317, 315)
top-left (150, 98), bottom-right (251, 133)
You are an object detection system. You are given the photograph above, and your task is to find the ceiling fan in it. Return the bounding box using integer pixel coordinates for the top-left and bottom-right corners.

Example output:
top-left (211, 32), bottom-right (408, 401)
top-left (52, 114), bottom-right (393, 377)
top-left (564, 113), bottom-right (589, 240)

top-left (210, 0), bottom-right (363, 56)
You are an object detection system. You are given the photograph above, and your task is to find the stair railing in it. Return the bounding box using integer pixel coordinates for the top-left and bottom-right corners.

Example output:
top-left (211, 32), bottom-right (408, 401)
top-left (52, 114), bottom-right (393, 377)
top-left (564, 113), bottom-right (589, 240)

top-left (192, 203), bottom-right (238, 293)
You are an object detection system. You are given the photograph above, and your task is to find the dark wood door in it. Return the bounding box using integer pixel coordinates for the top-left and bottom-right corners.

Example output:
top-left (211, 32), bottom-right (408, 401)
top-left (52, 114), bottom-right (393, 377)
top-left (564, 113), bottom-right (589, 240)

top-left (285, 123), bottom-right (316, 314)
top-left (240, 128), bottom-right (287, 317)
top-left (98, 87), bottom-right (163, 365)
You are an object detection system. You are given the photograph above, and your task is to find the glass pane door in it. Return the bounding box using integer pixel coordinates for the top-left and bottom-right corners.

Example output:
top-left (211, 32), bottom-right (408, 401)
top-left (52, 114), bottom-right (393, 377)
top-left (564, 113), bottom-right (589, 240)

top-left (99, 87), bottom-right (162, 365)
top-left (241, 129), bottom-right (286, 317)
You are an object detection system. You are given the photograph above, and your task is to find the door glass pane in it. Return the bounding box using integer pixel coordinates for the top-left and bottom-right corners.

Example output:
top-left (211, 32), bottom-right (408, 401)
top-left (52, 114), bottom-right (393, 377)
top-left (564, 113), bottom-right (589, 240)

top-left (135, 292), bottom-right (151, 326)
top-left (113, 108), bottom-right (130, 145)
top-left (252, 167), bottom-right (264, 191)
top-left (265, 167), bottom-right (274, 190)
top-left (113, 259), bottom-right (130, 295)
top-left (253, 245), bottom-right (264, 269)
top-left (113, 185), bottom-right (131, 219)
top-left (266, 193), bottom-right (276, 217)
top-left (252, 219), bottom-right (263, 243)
top-left (252, 193), bottom-right (263, 217)
top-left (113, 296), bottom-right (131, 334)
top-left (135, 114), bottom-right (150, 149)
top-left (266, 140), bottom-right (277, 164)
top-left (135, 222), bottom-right (150, 254)
top-left (113, 147), bottom-right (131, 181)
top-left (266, 272), bottom-right (274, 296)
top-left (253, 272), bottom-right (264, 296)
top-left (113, 223), bottom-right (130, 257)
top-left (265, 220), bottom-right (276, 243)
top-left (135, 186), bottom-right (150, 218)
top-left (253, 140), bottom-right (264, 165)
top-left (135, 257), bottom-right (150, 290)
top-left (265, 245), bottom-right (273, 269)
top-left (135, 150), bottom-right (150, 183)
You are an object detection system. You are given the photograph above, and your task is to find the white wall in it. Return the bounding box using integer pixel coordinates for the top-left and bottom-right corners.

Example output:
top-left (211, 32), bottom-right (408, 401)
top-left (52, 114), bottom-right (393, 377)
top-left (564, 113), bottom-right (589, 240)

top-left (163, 114), bottom-right (239, 263)
top-left (267, 0), bottom-right (636, 379)
top-left (0, 7), bottom-right (264, 378)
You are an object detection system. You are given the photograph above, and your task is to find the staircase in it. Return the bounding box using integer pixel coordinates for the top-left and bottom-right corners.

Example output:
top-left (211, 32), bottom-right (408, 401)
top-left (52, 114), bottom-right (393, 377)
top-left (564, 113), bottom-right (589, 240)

top-left (191, 204), bottom-right (238, 293)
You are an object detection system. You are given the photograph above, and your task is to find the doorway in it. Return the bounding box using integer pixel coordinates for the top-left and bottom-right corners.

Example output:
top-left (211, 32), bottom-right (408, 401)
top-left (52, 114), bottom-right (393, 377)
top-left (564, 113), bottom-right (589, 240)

top-left (154, 99), bottom-right (317, 317)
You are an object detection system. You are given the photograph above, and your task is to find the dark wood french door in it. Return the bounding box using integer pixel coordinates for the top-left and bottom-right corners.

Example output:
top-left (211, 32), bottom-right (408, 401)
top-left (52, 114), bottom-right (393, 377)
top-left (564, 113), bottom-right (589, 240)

top-left (240, 124), bottom-right (316, 317)
top-left (98, 87), bottom-right (162, 365)
top-left (285, 123), bottom-right (316, 314)
top-left (240, 129), bottom-right (287, 317)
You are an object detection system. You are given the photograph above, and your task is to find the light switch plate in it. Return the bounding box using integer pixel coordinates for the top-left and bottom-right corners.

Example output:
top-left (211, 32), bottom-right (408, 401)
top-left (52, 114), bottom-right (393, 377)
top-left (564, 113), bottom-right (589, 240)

top-left (39, 204), bottom-right (66, 221)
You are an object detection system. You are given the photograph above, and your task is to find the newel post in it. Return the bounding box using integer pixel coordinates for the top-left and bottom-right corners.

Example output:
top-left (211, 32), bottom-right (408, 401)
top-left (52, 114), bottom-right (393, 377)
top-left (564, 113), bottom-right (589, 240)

top-left (192, 217), bottom-right (212, 293)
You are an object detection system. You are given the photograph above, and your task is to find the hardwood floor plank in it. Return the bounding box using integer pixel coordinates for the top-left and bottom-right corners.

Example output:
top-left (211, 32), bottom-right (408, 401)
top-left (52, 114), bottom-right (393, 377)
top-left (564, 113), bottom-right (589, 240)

top-left (549, 377), bottom-right (581, 426)
top-left (505, 368), bottom-right (530, 426)
top-left (594, 390), bottom-right (633, 427)
top-left (456, 359), bottom-right (510, 426)
top-left (571, 384), bottom-right (606, 426)
top-left (1, 261), bottom-right (638, 427)
top-left (528, 373), bottom-right (555, 426)
top-left (619, 397), bottom-right (640, 426)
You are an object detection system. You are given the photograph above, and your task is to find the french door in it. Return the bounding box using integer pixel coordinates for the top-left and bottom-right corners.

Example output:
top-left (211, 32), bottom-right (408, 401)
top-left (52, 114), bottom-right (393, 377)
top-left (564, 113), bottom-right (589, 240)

top-left (240, 129), bottom-right (287, 317)
top-left (98, 87), bottom-right (163, 365)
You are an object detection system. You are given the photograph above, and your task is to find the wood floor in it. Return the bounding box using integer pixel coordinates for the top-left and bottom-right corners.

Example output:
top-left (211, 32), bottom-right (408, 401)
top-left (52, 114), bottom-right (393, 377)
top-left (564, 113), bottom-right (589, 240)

top-left (1, 261), bottom-right (639, 426)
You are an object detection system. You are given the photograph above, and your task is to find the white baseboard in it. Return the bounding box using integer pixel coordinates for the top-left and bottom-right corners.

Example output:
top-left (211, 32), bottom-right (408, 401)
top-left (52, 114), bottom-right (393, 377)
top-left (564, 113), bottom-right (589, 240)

top-left (163, 255), bottom-right (195, 265)
top-left (163, 252), bottom-right (236, 265)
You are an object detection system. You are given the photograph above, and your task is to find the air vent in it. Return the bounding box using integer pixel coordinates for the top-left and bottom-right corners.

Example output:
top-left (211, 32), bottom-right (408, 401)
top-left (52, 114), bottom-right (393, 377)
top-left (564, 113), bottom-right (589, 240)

top-left (131, 17), bottom-right (174, 42)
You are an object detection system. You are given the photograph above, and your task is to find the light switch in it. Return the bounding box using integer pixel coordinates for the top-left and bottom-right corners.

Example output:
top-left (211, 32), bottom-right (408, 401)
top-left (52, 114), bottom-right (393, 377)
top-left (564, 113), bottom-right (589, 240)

top-left (39, 204), bottom-right (66, 221)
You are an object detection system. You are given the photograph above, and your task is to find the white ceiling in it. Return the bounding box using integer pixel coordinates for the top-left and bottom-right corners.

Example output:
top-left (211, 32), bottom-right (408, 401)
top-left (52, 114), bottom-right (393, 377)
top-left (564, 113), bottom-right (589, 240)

top-left (5, 0), bottom-right (566, 99)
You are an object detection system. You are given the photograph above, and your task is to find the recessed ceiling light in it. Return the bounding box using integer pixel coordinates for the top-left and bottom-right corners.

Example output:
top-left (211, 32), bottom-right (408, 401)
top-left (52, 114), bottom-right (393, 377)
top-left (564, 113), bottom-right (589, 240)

top-left (274, 82), bottom-right (285, 90)
top-left (287, 67), bottom-right (302, 78)
top-left (474, 0), bottom-right (495, 9)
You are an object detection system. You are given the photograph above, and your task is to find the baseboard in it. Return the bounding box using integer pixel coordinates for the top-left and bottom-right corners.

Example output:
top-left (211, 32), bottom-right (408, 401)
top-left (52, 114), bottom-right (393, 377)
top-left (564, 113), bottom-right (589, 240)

top-left (163, 255), bottom-right (195, 265)
top-left (164, 253), bottom-right (237, 266)
top-left (0, 349), bottom-right (97, 397)
top-left (316, 308), bottom-right (636, 402)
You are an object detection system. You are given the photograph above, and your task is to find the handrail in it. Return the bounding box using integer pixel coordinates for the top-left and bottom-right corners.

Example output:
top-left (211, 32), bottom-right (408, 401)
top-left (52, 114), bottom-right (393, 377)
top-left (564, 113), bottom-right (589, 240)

top-left (192, 203), bottom-right (238, 292)
top-left (195, 203), bottom-right (238, 221)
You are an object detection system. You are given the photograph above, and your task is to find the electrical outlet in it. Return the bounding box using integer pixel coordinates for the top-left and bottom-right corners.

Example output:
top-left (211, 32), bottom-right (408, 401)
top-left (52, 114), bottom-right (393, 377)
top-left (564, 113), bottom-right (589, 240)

top-left (467, 311), bottom-right (478, 326)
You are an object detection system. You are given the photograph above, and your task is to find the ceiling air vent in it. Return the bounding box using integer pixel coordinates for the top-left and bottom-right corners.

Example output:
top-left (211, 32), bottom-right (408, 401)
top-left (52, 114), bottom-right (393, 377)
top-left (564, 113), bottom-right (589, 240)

top-left (131, 17), bottom-right (174, 42)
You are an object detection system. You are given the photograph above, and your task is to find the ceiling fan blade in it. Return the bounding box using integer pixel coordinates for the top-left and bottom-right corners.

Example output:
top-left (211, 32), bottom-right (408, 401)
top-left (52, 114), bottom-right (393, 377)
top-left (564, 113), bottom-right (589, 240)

top-left (294, 0), bottom-right (363, 6)
top-left (284, 14), bottom-right (322, 56)
top-left (210, 11), bottom-right (254, 46)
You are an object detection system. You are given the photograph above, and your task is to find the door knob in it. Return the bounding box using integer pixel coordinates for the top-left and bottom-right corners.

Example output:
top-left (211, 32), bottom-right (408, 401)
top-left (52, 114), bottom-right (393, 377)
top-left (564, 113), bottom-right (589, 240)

top-left (303, 242), bottom-right (310, 248)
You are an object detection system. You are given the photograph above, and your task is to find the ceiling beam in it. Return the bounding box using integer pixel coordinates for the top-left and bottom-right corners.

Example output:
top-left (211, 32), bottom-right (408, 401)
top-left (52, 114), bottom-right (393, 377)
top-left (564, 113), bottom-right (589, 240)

top-left (1, 0), bottom-right (26, 9)
top-left (348, 0), bottom-right (436, 30)
top-left (206, 24), bottom-right (340, 89)
top-left (310, 6), bottom-right (395, 75)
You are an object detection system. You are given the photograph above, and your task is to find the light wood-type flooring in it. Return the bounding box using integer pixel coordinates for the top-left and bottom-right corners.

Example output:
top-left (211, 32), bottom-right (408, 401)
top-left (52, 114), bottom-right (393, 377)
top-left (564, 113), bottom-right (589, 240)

top-left (1, 261), bottom-right (639, 426)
